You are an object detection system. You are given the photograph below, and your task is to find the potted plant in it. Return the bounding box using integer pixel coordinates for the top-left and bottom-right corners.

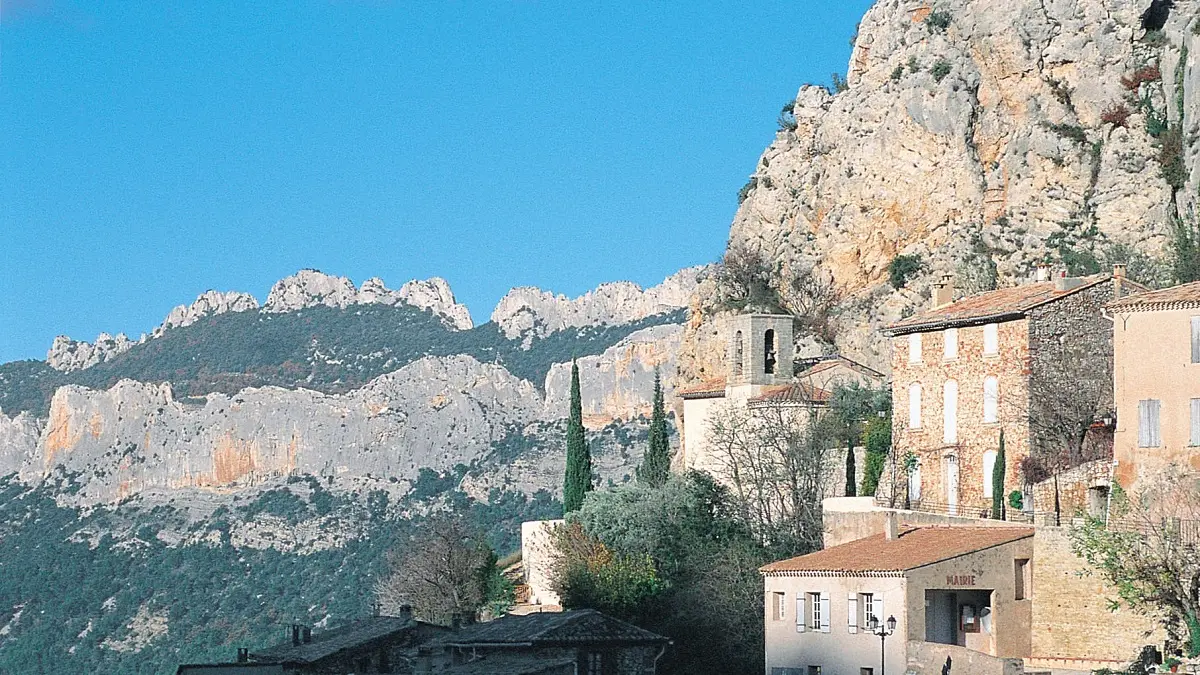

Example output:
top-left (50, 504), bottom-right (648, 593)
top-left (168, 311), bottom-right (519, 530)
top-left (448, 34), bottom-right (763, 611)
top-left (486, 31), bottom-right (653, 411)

top-left (1164, 655), bottom-right (1182, 672)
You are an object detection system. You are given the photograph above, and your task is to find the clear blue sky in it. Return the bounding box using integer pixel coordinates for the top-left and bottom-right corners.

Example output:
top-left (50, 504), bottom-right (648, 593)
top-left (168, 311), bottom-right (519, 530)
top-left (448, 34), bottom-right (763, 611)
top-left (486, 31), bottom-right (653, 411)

top-left (0, 0), bottom-right (872, 363)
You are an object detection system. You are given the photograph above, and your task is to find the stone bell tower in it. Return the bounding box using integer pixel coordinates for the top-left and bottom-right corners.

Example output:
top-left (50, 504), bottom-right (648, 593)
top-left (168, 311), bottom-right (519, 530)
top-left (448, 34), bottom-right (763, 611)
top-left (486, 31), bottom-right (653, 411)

top-left (726, 313), bottom-right (795, 401)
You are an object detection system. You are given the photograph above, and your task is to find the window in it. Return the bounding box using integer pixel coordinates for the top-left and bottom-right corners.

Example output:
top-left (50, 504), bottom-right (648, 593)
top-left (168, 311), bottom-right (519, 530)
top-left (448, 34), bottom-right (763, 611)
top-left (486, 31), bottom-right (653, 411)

top-left (585, 651), bottom-right (603, 675)
top-left (908, 462), bottom-right (921, 501)
top-left (1192, 316), bottom-right (1200, 364)
top-left (982, 450), bottom-right (998, 499)
top-left (1191, 398), bottom-right (1200, 447)
top-left (773, 591), bottom-right (786, 621)
top-left (983, 323), bottom-right (999, 355)
top-left (1138, 399), bottom-right (1162, 448)
top-left (796, 593), bottom-right (805, 633)
top-left (909, 333), bottom-right (922, 364)
top-left (733, 331), bottom-right (744, 376)
top-left (861, 670), bottom-right (875, 675)
top-left (908, 383), bottom-right (922, 429)
top-left (943, 380), bottom-right (958, 444)
top-left (861, 593), bottom-right (875, 627)
top-left (808, 667), bottom-right (822, 675)
top-left (944, 328), bottom-right (959, 360)
top-left (809, 592), bottom-right (822, 630)
top-left (983, 376), bottom-right (999, 423)
top-left (764, 329), bottom-right (777, 375)
top-left (1015, 559), bottom-right (1030, 600)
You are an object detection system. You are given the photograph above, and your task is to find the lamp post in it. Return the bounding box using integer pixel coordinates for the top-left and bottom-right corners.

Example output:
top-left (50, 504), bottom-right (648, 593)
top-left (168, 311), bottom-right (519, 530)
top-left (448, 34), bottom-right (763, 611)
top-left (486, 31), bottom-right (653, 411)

top-left (867, 614), bottom-right (897, 675)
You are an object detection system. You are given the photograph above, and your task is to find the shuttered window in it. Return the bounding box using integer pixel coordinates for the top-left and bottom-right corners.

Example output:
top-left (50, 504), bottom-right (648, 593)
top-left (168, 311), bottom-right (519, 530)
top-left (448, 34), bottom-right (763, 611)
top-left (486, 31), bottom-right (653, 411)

top-left (1190, 399), bottom-right (1200, 447)
top-left (795, 593), bottom-right (805, 633)
top-left (944, 380), bottom-right (959, 444)
top-left (908, 463), bottom-right (922, 501)
top-left (909, 383), bottom-right (922, 429)
top-left (983, 376), bottom-right (999, 423)
top-left (819, 592), bottom-right (831, 633)
top-left (773, 592), bottom-right (786, 622)
top-left (983, 323), bottom-right (999, 355)
top-left (983, 450), bottom-right (998, 499)
top-left (944, 328), bottom-right (959, 360)
top-left (1138, 399), bottom-right (1162, 448)
top-left (847, 594), bottom-right (858, 633)
top-left (1192, 317), bottom-right (1200, 364)
top-left (909, 333), bottom-right (922, 364)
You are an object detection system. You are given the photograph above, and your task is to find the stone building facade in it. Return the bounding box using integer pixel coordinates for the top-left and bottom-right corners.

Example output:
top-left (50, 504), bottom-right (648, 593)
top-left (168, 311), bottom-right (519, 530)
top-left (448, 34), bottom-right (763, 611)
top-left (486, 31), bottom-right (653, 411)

top-left (884, 269), bottom-right (1141, 517)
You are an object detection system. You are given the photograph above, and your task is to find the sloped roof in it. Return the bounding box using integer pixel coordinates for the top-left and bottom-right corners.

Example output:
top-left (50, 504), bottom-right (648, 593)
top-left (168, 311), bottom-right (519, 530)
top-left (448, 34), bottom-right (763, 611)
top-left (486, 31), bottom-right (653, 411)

top-left (678, 377), bottom-right (727, 399)
top-left (759, 526), bottom-right (1033, 575)
top-left (747, 382), bottom-right (833, 406)
top-left (432, 609), bottom-right (667, 648)
top-left (439, 654), bottom-right (577, 675)
top-left (885, 275), bottom-right (1116, 335)
top-left (1108, 280), bottom-right (1200, 311)
top-left (252, 616), bottom-right (417, 664)
top-left (796, 355), bottom-right (885, 381)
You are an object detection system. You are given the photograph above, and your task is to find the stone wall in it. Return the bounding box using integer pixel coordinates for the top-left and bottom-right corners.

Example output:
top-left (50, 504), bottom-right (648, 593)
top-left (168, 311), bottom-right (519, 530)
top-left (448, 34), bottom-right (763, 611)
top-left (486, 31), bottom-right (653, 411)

top-left (1028, 458), bottom-right (1112, 519)
top-left (520, 520), bottom-right (565, 609)
top-left (891, 318), bottom-right (1031, 516)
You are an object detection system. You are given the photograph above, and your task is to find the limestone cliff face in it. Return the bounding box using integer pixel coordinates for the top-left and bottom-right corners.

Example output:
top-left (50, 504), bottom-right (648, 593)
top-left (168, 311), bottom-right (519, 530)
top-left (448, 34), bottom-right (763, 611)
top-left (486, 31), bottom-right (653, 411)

top-left (541, 324), bottom-right (681, 426)
top-left (694, 0), bottom-right (1198, 371)
top-left (46, 333), bottom-right (136, 372)
top-left (153, 290), bottom-right (260, 337)
top-left (264, 270), bottom-right (475, 329)
top-left (5, 355), bottom-right (542, 503)
top-left (491, 267), bottom-right (704, 339)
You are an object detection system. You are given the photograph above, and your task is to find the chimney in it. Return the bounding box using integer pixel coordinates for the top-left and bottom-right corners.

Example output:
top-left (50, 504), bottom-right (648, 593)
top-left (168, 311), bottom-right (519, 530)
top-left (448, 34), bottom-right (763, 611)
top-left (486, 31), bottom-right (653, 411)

top-left (884, 512), bottom-right (899, 541)
top-left (1035, 265), bottom-right (1050, 282)
top-left (372, 602), bottom-right (382, 618)
top-left (236, 648), bottom-right (249, 664)
top-left (932, 274), bottom-right (954, 309)
top-left (398, 604), bottom-right (414, 622)
top-left (302, 627), bottom-right (312, 644)
top-left (1053, 270), bottom-right (1085, 292)
top-left (1113, 264), bottom-right (1127, 299)
top-left (291, 625), bottom-right (301, 646)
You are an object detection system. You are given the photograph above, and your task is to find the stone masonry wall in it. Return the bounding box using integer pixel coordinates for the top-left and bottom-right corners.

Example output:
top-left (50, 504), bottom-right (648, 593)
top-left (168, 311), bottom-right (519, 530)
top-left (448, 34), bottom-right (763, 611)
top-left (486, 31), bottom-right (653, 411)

top-left (890, 319), bottom-right (1030, 516)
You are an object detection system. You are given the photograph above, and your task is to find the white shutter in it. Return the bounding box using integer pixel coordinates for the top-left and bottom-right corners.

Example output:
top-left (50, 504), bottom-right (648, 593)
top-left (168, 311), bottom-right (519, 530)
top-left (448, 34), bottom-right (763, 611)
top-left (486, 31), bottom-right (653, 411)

top-left (983, 323), bottom-right (998, 355)
top-left (1139, 400), bottom-right (1151, 447)
top-left (1149, 400), bottom-right (1162, 447)
top-left (1191, 399), bottom-right (1200, 447)
top-left (983, 376), bottom-right (999, 423)
top-left (875, 595), bottom-right (885, 629)
top-left (943, 380), bottom-right (958, 443)
top-left (909, 464), bottom-right (922, 501)
top-left (820, 592), bottom-right (831, 633)
top-left (909, 383), bottom-right (922, 429)
top-left (983, 450), bottom-right (997, 499)
top-left (944, 328), bottom-right (959, 359)
top-left (909, 333), bottom-right (922, 363)
top-left (1192, 317), bottom-right (1200, 364)
top-left (796, 594), bottom-right (805, 633)
top-left (847, 594), bottom-right (858, 633)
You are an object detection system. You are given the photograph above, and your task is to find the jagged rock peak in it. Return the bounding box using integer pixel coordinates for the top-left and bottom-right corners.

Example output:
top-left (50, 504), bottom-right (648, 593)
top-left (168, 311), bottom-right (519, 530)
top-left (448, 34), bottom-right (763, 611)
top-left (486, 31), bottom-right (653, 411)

top-left (262, 269), bottom-right (474, 329)
top-left (153, 290), bottom-right (260, 337)
top-left (490, 266), bottom-right (704, 339)
top-left (46, 332), bottom-right (136, 372)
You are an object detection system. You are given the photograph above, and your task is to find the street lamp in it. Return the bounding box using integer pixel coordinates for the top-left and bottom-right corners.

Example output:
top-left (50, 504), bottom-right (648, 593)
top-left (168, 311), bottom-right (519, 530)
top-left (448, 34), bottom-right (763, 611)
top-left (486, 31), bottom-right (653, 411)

top-left (867, 614), bottom-right (897, 675)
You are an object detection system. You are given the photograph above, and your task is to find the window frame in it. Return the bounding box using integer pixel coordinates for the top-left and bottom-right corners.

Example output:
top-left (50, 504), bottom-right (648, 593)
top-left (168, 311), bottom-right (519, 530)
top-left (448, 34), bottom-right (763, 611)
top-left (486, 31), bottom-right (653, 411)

top-left (773, 591), bottom-right (786, 621)
top-left (908, 383), bottom-right (922, 429)
top-left (808, 592), bottom-right (822, 631)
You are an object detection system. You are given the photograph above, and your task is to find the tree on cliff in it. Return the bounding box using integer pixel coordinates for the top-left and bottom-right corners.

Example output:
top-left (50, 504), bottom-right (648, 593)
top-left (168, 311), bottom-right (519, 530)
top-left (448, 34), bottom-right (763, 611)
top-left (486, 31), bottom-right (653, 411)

top-left (991, 429), bottom-right (1006, 520)
top-left (563, 361), bottom-right (592, 512)
top-left (637, 370), bottom-right (671, 488)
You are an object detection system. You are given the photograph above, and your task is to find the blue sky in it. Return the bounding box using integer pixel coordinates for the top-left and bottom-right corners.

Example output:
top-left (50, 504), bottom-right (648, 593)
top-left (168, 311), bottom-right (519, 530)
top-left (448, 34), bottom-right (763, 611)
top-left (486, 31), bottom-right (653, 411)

top-left (0, 0), bottom-right (873, 363)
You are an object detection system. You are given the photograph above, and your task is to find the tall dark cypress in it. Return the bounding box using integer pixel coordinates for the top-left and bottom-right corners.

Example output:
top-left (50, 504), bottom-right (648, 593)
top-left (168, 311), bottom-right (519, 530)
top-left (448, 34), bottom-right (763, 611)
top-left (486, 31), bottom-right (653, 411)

top-left (563, 361), bottom-right (591, 512)
top-left (991, 429), bottom-right (1006, 520)
top-left (845, 448), bottom-right (857, 497)
top-left (637, 370), bottom-right (671, 487)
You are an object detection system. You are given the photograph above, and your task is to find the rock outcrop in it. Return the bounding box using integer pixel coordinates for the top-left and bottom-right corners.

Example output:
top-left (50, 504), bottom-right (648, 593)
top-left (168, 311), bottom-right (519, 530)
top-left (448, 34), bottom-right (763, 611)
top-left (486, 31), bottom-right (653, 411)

top-left (264, 270), bottom-right (474, 329)
top-left (152, 290), bottom-right (259, 336)
top-left (46, 333), bottom-right (136, 372)
top-left (491, 267), bottom-right (703, 339)
top-left (694, 0), bottom-right (1199, 372)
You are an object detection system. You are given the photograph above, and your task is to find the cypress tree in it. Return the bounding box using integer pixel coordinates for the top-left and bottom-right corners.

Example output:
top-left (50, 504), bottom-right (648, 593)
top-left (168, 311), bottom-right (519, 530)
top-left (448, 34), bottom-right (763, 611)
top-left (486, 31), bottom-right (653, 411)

top-left (563, 361), bottom-right (592, 512)
top-left (845, 448), bottom-right (857, 497)
top-left (991, 429), bottom-right (1006, 520)
top-left (637, 370), bottom-right (671, 487)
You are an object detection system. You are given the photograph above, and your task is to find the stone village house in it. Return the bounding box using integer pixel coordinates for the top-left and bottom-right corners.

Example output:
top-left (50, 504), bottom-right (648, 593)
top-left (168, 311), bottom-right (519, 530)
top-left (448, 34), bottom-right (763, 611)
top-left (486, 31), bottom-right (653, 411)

top-left (882, 267), bottom-right (1145, 517)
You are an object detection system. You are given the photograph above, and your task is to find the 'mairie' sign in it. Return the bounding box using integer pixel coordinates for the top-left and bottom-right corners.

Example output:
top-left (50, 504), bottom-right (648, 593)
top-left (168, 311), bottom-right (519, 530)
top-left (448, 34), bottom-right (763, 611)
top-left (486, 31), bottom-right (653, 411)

top-left (945, 574), bottom-right (977, 586)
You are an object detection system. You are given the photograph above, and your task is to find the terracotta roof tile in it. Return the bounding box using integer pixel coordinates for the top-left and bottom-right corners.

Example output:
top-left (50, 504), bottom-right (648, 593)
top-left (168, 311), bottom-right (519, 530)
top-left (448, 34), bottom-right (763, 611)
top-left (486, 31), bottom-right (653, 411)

top-left (748, 382), bottom-right (832, 405)
top-left (885, 276), bottom-right (1111, 335)
top-left (759, 526), bottom-right (1033, 575)
top-left (1108, 280), bottom-right (1200, 310)
top-left (678, 377), bottom-right (726, 399)
top-left (796, 355), bottom-right (885, 380)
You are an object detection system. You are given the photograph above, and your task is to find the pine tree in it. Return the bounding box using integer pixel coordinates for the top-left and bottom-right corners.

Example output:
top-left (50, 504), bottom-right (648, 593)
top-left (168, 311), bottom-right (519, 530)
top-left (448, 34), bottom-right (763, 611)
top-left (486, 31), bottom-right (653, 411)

top-left (991, 429), bottom-right (1006, 520)
top-left (563, 361), bottom-right (592, 512)
top-left (637, 370), bottom-right (671, 487)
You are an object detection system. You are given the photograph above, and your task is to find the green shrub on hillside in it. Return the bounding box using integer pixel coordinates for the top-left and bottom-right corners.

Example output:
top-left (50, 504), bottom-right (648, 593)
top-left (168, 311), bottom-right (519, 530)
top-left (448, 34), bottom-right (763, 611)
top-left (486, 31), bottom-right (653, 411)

top-left (888, 254), bottom-right (924, 289)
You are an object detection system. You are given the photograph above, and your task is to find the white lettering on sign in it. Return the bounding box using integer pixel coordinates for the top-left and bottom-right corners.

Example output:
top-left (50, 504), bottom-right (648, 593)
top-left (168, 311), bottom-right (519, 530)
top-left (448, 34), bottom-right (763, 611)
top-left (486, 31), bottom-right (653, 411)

top-left (945, 574), bottom-right (977, 586)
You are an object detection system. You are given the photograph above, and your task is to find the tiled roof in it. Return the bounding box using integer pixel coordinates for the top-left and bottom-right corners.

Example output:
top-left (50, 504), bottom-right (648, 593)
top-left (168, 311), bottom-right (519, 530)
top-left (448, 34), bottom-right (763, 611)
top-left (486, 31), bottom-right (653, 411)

top-left (439, 655), bottom-right (577, 675)
top-left (1108, 280), bottom-right (1200, 310)
top-left (747, 382), bottom-right (832, 405)
top-left (432, 609), bottom-right (667, 648)
top-left (252, 616), bottom-right (417, 664)
top-left (759, 526), bottom-right (1033, 575)
top-left (678, 377), bottom-right (726, 399)
top-left (796, 355), bottom-right (885, 381)
top-left (885, 276), bottom-right (1114, 335)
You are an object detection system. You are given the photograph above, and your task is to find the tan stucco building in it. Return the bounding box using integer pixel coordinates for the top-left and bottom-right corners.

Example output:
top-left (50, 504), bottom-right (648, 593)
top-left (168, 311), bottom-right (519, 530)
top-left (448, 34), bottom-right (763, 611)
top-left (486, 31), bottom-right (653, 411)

top-left (761, 516), bottom-right (1032, 675)
top-left (1109, 281), bottom-right (1200, 494)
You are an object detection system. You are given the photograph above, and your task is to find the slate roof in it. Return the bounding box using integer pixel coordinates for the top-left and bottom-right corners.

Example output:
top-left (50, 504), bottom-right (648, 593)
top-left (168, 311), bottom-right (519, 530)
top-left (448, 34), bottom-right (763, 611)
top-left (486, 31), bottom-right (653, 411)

top-left (1108, 280), bottom-right (1200, 311)
top-left (439, 655), bottom-right (578, 675)
top-left (432, 609), bottom-right (667, 648)
top-left (176, 666), bottom-right (284, 675)
top-left (747, 382), bottom-right (832, 406)
top-left (252, 616), bottom-right (416, 664)
top-left (885, 275), bottom-right (1123, 335)
top-left (678, 377), bottom-right (727, 399)
top-left (759, 526), bottom-right (1034, 576)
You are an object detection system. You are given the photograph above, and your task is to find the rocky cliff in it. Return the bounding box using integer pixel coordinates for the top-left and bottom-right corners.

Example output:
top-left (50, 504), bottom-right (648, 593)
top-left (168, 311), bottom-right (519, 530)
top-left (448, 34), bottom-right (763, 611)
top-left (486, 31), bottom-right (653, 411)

top-left (687, 0), bottom-right (1198, 376)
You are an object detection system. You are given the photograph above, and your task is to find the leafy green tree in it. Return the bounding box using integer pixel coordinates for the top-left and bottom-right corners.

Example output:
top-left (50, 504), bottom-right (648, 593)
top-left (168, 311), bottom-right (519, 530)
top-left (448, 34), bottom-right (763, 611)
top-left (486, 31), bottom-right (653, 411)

top-left (563, 361), bottom-right (592, 512)
top-left (992, 429), bottom-right (1006, 520)
top-left (637, 370), bottom-right (671, 488)
top-left (860, 416), bottom-right (891, 496)
top-left (1174, 218), bottom-right (1200, 283)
